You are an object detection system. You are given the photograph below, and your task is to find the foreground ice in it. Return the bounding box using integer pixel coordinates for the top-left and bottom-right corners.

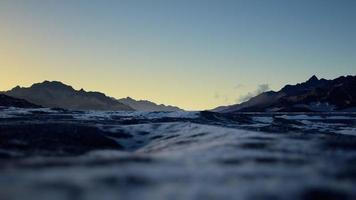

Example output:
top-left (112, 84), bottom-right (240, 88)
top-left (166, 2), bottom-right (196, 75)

top-left (0, 108), bottom-right (356, 200)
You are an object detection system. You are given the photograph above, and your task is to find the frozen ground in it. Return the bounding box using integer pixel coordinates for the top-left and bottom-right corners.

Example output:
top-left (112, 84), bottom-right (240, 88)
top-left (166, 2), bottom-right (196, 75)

top-left (0, 108), bottom-right (356, 200)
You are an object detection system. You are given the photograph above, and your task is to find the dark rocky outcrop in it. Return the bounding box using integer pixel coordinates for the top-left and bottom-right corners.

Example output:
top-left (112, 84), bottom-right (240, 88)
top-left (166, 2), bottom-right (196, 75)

top-left (0, 123), bottom-right (122, 158)
top-left (0, 94), bottom-right (40, 108)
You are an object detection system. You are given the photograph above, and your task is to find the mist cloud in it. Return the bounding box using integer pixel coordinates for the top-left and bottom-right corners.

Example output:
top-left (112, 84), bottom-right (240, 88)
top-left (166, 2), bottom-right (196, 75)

top-left (237, 84), bottom-right (270, 103)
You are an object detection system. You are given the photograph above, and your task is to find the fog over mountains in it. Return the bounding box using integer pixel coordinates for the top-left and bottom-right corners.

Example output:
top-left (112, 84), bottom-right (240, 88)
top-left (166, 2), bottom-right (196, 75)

top-left (214, 75), bottom-right (356, 112)
top-left (2, 81), bottom-right (182, 111)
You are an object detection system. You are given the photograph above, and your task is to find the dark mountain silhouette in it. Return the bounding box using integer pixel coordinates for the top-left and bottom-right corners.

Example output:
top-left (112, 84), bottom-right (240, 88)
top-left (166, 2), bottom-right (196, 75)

top-left (117, 97), bottom-right (182, 111)
top-left (214, 75), bottom-right (356, 112)
top-left (3, 81), bottom-right (183, 111)
top-left (4, 81), bottom-right (134, 111)
top-left (0, 94), bottom-right (40, 108)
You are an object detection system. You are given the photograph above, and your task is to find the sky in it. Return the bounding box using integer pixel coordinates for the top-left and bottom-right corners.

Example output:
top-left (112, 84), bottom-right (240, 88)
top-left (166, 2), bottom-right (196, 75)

top-left (0, 0), bottom-right (355, 110)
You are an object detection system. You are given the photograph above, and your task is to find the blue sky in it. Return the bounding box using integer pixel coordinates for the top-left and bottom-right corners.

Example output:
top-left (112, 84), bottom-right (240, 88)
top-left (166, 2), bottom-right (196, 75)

top-left (0, 0), bottom-right (355, 110)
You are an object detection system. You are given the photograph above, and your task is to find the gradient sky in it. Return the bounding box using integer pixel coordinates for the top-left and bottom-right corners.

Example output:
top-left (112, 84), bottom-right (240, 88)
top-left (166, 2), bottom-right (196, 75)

top-left (0, 0), bottom-right (355, 110)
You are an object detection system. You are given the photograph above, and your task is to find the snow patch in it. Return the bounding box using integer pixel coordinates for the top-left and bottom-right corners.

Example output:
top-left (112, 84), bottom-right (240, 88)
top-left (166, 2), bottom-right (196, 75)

top-left (276, 115), bottom-right (323, 120)
top-left (252, 117), bottom-right (273, 124)
top-left (336, 128), bottom-right (356, 136)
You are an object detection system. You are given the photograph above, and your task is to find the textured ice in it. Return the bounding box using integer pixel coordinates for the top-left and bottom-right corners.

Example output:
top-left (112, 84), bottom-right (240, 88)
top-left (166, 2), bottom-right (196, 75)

top-left (0, 109), bottom-right (356, 200)
top-left (337, 128), bottom-right (356, 136)
top-left (252, 116), bottom-right (274, 124)
top-left (72, 110), bottom-right (199, 121)
top-left (276, 114), bottom-right (323, 120)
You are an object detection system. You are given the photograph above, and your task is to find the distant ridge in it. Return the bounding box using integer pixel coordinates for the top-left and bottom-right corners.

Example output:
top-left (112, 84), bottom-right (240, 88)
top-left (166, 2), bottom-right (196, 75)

top-left (0, 94), bottom-right (40, 108)
top-left (117, 97), bottom-right (182, 112)
top-left (4, 81), bottom-right (133, 111)
top-left (3, 81), bottom-right (182, 111)
top-left (213, 75), bottom-right (356, 112)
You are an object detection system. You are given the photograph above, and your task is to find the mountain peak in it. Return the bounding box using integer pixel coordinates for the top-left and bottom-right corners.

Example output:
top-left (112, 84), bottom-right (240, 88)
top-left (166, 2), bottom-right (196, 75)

top-left (307, 75), bottom-right (319, 82)
top-left (32, 80), bottom-right (73, 90)
top-left (124, 96), bottom-right (134, 100)
top-left (42, 80), bottom-right (63, 84)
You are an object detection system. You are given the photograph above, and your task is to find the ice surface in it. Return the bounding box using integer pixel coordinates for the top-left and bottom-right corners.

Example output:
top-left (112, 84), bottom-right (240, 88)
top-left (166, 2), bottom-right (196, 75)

top-left (72, 110), bottom-right (199, 121)
top-left (0, 109), bottom-right (356, 200)
top-left (336, 128), bottom-right (356, 136)
top-left (276, 114), bottom-right (323, 120)
top-left (252, 116), bottom-right (274, 124)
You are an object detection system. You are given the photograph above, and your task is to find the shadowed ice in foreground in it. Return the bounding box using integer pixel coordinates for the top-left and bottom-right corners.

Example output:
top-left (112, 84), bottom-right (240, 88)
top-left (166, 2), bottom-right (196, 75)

top-left (0, 108), bottom-right (356, 200)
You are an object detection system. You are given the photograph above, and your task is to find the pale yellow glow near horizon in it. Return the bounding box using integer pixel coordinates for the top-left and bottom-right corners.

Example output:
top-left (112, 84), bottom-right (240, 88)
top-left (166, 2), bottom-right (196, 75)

top-left (0, 16), bottom-right (252, 111)
top-left (0, 68), bottom-right (244, 111)
top-left (0, 41), bottom-right (247, 111)
top-left (2, 1), bottom-right (352, 110)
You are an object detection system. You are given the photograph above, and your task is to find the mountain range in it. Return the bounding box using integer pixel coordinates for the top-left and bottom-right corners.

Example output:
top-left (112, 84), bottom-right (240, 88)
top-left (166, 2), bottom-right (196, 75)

top-left (2, 75), bottom-right (355, 112)
top-left (2, 81), bottom-right (182, 111)
top-left (214, 75), bottom-right (356, 112)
